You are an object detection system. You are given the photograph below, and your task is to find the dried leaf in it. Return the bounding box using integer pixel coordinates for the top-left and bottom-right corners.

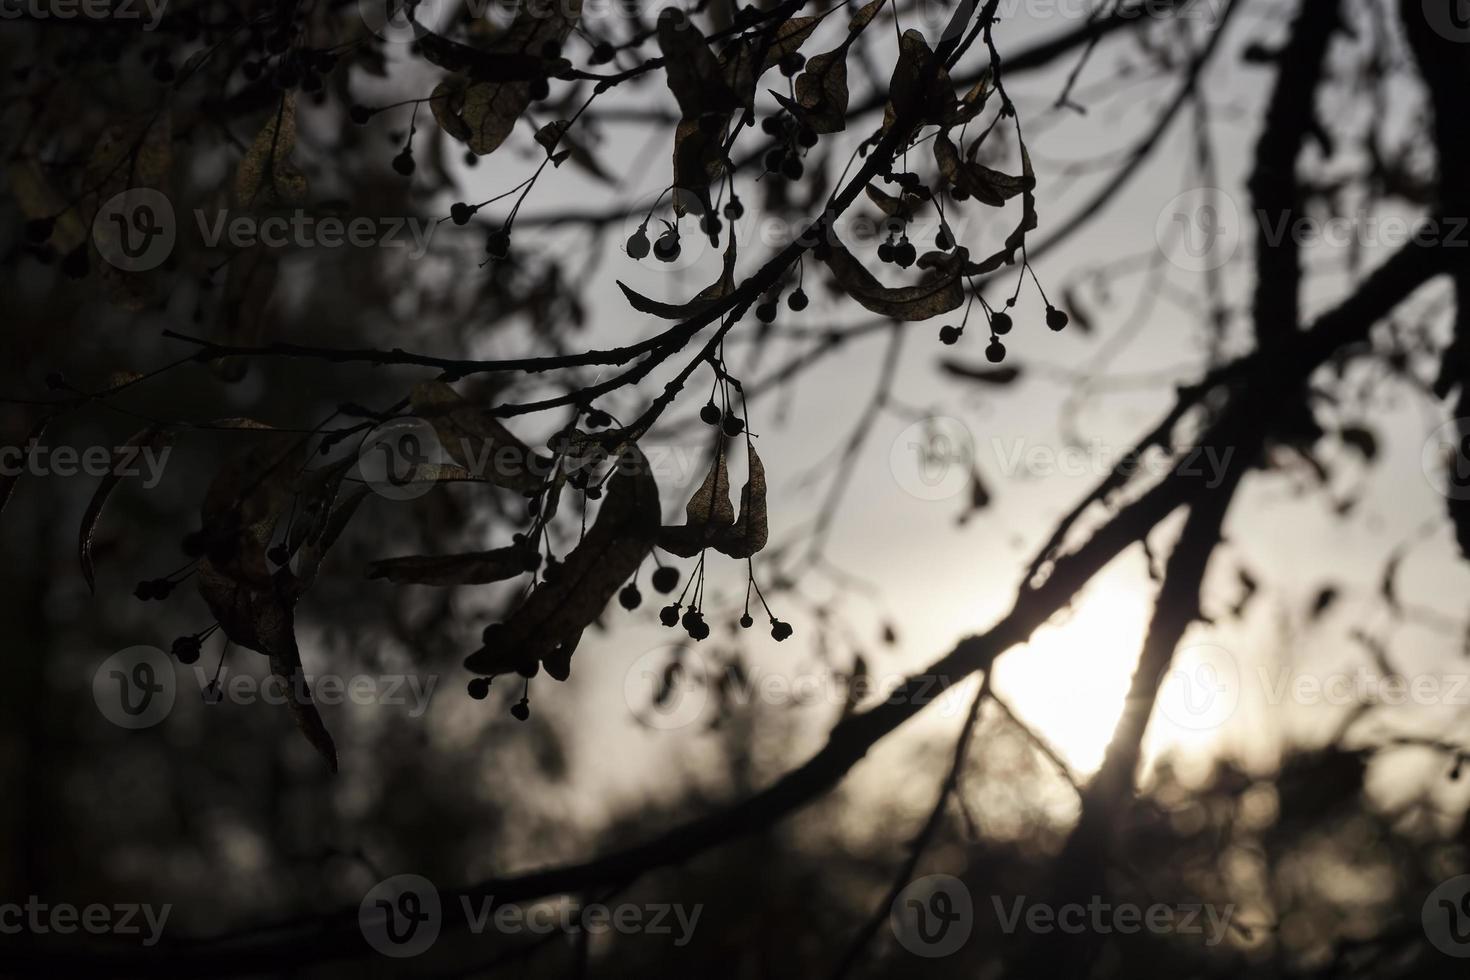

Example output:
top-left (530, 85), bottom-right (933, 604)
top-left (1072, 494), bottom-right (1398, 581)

top-left (428, 0), bottom-right (581, 156)
top-left (367, 544), bottom-right (533, 585)
top-left (0, 415), bottom-right (51, 520)
top-left (79, 425), bottom-right (172, 593)
top-left (616, 234), bottom-right (736, 319)
top-left (721, 444), bottom-right (768, 558)
top-left (657, 442), bottom-right (768, 558)
top-left (464, 444), bottom-right (661, 678)
top-left (659, 9), bottom-right (739, 118)
top-left (820, 231), bottom-right (965, 320)
top-left (940, 361), bottom-right (1023, 385)
top-left (410, 381), bottom-right (549, 494)
top-left (235, 96), bottom-right (307, 207)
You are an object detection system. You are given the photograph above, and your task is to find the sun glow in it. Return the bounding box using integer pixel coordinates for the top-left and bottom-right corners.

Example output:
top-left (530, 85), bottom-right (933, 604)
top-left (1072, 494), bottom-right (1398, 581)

top-left (991, 581), bottom-right (1152, 775)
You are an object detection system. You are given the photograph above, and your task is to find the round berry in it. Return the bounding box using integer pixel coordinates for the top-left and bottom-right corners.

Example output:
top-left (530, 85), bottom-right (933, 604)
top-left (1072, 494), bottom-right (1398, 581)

top-left (939, 325), bottom-right (961, 345)
top-left (781, 156), bottom-right (804, 181)
top-left (700, 402), bottom-right (722, 425)
top-left (391, 150), bottom-right (415, 176)
top-left (722, 414), bottom-right (745, 437)
top-left (467, 677), bottom-right (490, 700)
top-left (450, 202), bottom-right (474, 225)
top-left (877, 241), bottom-right (895, 263)
top-left (770, 619), bottom-right (793, 641)
top-left (25, 217), bottom-right (54, 244)
top-left (1046, 306), bottom-right (1069, 331)
top-left (485, 228), bottom-right (511, 258)
top-left (654, 231), bottom-right (681, 262)
top-left (756, 302), bottom-right (778, 323)
top-left (740, 613), bottom-right (753, 629)
top-left (893, 240), bottom-right (916, 268)
top-left (586, 408), bottom-right (613, 428)
top-left (659, 603), bottom-right (680, 626)
top-left (510, 699), bottom-right (530, 721)
top-left (619, 583), bottom-right (642, 610)
top-left (990, 311), bottom-right (1013, 335)
top-left (652, 567), bottom-right (679, 593)
top-left (787, 289), bottom-right (808, 311)
top-left (171, 636), bottom-right (201, 665)
top-left (985, 339), bottom-right (1006, 363)
top-left (591, 41), bottom-right (614, 63)
top-left (626, 228), bottom-right (650, 259)
top-left (723, 199), bottom-right (744, 220)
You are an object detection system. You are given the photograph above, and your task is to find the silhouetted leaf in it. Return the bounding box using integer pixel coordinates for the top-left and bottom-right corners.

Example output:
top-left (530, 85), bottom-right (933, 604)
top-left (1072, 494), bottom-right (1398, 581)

top-left (367, 544), bottom-right (534, 585)
top-left (659, 442), bottom-right (768, 558)
top-left (0, 415), bottom-right (51, 520)
top-left (941, 361), bottom-right (1023, 385)
top-left (78, 425), bottom-right (172, 594)
top-left (410, 381), bottom-right (549, 494)
top-left (617, 234), bottom-right (736, 318)
top-left (465, 444), bottom-right (661, 679)
top-left (820, 231), bottom-right (965, 320)
top-left (235, 96), bottom-right (306, 207)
